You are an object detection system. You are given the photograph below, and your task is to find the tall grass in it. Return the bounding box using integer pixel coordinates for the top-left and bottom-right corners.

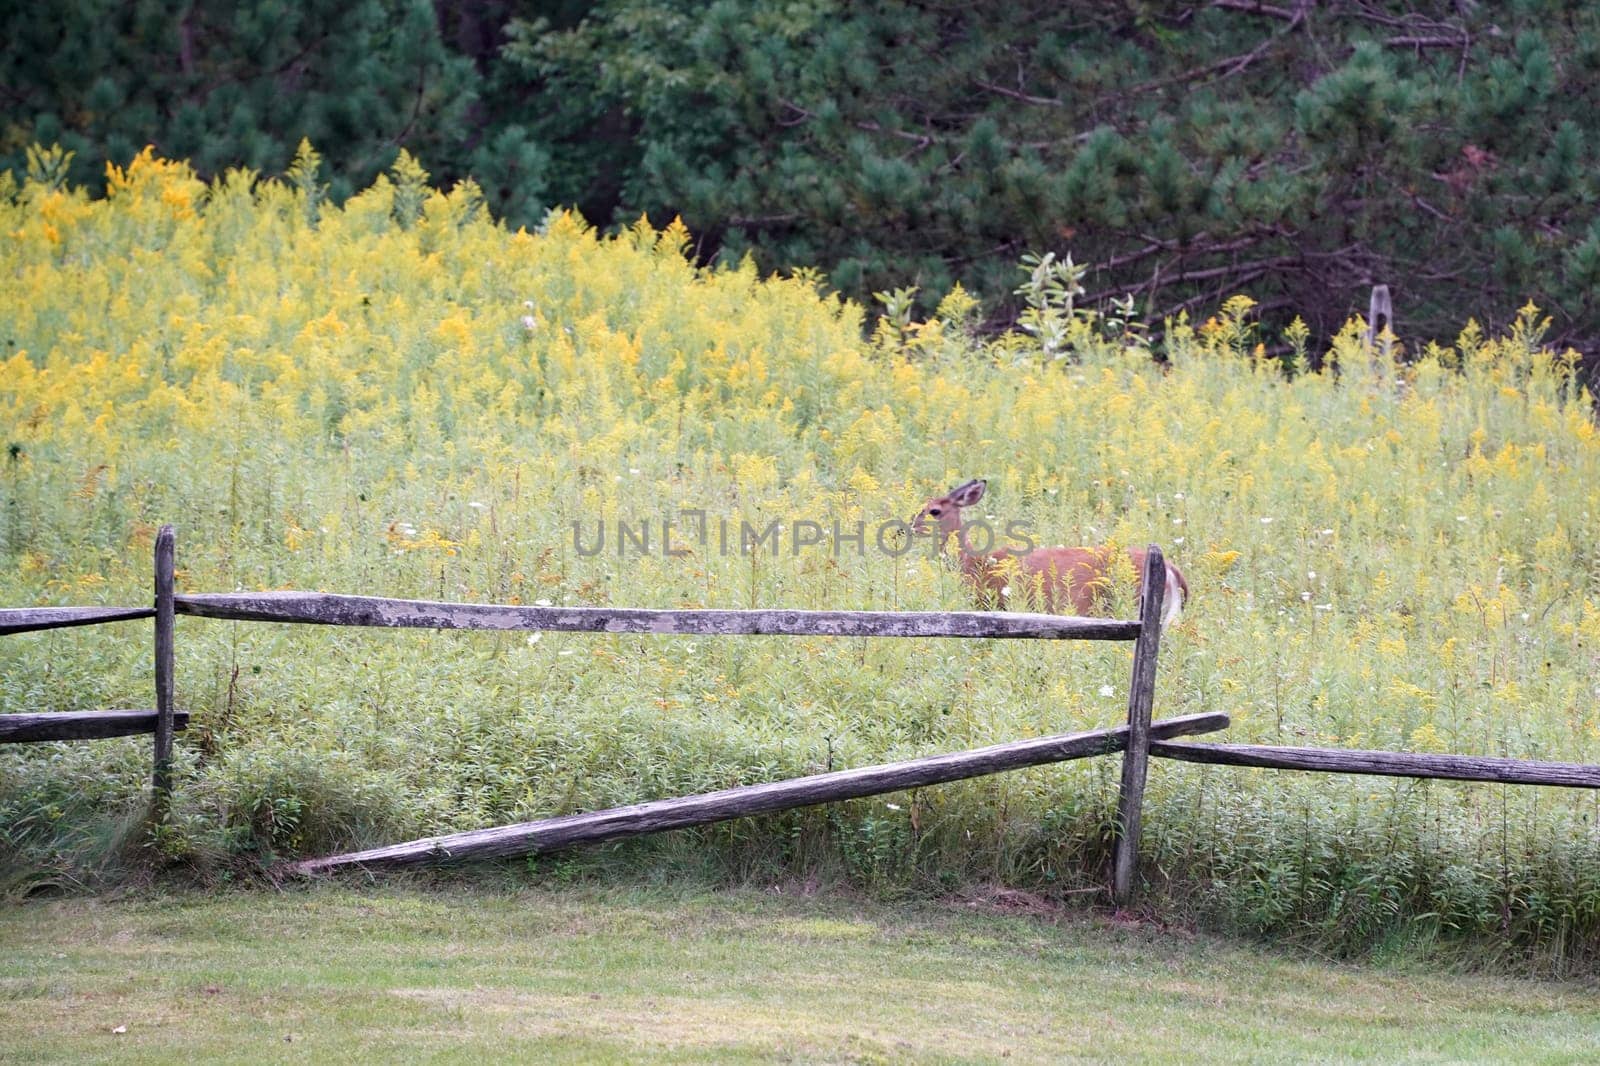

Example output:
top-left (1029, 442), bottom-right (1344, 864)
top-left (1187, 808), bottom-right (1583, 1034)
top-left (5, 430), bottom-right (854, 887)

top-left (3, 148), bottom-right (1599, 969)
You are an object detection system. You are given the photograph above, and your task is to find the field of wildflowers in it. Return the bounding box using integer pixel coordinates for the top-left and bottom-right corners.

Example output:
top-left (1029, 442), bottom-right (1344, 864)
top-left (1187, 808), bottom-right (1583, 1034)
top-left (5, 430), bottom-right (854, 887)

top-left (4, 147), bottom-right (1599, 967)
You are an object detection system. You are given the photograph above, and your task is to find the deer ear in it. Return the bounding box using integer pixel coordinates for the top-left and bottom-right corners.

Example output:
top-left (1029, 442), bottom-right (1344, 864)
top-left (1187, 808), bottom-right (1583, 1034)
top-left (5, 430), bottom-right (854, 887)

top-left (950, 479), bottom-right (987, 506)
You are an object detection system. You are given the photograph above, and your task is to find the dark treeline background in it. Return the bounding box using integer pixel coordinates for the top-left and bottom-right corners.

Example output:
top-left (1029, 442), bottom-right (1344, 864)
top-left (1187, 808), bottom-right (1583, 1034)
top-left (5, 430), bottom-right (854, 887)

top-left (7, 0), bottom-right (1600, 361)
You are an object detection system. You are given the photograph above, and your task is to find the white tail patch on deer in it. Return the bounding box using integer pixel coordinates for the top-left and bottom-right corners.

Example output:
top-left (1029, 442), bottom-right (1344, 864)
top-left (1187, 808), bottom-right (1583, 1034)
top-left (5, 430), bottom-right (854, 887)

top-left (910, 478), bottom-right (1188, 626)
top-left (1162, 566), bottom-right (1184, 626)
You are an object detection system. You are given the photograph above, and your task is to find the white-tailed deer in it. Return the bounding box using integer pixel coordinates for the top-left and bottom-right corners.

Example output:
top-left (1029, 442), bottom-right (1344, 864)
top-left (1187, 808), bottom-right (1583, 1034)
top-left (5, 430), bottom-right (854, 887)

top-left (911, 478), bottom-right (1187, 626)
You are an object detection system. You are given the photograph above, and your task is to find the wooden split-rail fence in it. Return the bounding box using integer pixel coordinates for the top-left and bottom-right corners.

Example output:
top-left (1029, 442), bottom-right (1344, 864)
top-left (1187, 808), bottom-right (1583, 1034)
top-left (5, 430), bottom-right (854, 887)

top-left (6, 526), bottom-right (1600, 903)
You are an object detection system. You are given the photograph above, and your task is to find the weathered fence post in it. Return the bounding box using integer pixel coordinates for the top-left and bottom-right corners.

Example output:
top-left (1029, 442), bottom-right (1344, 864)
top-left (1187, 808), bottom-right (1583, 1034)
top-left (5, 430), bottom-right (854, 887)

top-left (1112, 546), bottom-right (1167, 907)
top-left (152, 525), bottom-right (176, 805)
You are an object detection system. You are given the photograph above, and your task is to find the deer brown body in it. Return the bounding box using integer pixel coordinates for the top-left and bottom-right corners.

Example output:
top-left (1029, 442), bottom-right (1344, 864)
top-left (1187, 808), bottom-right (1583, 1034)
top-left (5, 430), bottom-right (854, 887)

top-left (911, 479), bottom-right (1188, 625)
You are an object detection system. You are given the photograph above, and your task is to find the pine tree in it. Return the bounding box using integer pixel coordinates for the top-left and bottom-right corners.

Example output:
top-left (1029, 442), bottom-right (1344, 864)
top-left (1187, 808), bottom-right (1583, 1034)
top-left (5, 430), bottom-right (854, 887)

top-left (1, 0), bottom-right (479, 203)
top-left (504, 1), bottom-right (1600, 361)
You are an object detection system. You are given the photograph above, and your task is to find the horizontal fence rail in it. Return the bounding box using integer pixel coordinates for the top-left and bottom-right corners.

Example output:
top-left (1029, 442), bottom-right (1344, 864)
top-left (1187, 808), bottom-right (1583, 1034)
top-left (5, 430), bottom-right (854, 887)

top-left (281, 711), bottom-right (1231, 876)
top-left (175, 592), bottom-right (1143, 641)
top-left (0, 606), bottom-right (157, 636)
top-left (1150, 740), bottom-right (1600, 789)
top-left (0, 710), bottom-right (190, 744)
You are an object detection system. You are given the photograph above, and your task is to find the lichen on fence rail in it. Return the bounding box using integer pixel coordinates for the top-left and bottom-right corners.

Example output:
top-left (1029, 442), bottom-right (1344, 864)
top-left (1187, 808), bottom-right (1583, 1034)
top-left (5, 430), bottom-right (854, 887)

top-left (174, 592), bottom-right (1142, 641)
top-left (1150, 739), bottom-right (1600, 789)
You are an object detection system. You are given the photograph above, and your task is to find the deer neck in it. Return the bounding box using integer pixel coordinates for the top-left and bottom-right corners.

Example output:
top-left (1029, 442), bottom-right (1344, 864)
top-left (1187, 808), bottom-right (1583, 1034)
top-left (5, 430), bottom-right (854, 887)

top-left (941, 526), bottom-right (994, 577)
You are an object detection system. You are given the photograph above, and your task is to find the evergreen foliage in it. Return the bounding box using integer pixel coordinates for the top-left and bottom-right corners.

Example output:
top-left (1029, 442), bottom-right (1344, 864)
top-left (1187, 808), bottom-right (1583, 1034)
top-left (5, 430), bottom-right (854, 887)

top-left (0, 0), bottom-right (479, 203)
top-left (6, 1), bottom-right (1600, 357)
top-left (509, 1), bottom-right (1600, 357)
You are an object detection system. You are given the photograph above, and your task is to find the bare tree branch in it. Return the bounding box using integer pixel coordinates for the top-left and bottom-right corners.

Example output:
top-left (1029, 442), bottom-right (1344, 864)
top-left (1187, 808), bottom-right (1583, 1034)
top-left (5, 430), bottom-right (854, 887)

top-left (973, 79), bottom-right (1062, 107)
top-left (1210, 0), bottom-right (1300, 21)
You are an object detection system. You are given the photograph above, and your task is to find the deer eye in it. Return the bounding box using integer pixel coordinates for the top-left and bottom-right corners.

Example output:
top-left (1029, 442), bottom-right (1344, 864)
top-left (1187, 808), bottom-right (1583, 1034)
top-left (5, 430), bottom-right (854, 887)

top-left (928, 507), bottom-right (941, 516)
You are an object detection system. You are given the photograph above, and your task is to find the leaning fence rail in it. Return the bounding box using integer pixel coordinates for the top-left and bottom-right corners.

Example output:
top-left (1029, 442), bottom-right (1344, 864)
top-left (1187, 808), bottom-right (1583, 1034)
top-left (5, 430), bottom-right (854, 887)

top-left (6, 525), bottom-right (1600, 905)
top-left (285, 711), bottom-right (1227, 876)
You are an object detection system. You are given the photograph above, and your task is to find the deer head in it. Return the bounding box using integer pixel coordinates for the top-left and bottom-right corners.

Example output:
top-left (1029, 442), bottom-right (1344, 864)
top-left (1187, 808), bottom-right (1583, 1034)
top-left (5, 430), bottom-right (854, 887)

top-left (910, 478), bottom-right (987, 548)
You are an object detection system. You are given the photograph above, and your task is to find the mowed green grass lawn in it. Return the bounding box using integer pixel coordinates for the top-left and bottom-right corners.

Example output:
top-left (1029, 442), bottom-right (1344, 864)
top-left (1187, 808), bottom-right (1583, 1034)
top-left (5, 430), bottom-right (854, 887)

top-left (1, 884), bottom-right (1596, 1064)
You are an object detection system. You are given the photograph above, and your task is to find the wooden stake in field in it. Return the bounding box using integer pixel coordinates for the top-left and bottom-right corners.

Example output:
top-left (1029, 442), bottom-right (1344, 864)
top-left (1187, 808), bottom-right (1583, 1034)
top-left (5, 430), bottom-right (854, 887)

top-left (1112, 546), bottom-right (1167, 907)
top-left (1367, 284), bottom-right (1394, 360)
